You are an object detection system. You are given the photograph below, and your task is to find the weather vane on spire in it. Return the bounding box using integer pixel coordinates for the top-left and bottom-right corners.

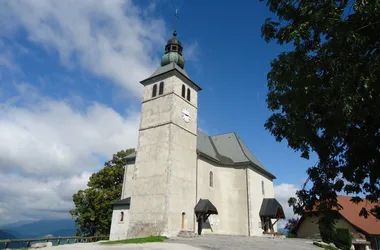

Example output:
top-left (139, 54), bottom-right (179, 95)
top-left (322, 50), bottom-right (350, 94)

top-left (174, 8), bottom-right (179, 34)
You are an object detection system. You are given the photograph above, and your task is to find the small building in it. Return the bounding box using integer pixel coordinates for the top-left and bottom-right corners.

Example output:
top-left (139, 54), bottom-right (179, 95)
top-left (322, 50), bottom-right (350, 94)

top-left (109, 29), bottom-right (285, 240)
top-left (292, 196), bottom-right (380, 250)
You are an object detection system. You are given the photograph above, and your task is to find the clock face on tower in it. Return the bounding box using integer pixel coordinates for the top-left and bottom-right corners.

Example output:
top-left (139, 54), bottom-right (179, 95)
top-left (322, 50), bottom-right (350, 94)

top-left (181, 108), bottom-right (191, 123)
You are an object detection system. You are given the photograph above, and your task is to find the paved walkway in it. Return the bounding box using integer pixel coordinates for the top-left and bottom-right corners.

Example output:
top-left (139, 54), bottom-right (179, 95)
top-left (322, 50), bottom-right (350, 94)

top-left (50, 235), bottom-right (318, 250)
top-left (53, 242), bottom-right (200, 250)
top-left (168, 235), bottom-right (318, 250)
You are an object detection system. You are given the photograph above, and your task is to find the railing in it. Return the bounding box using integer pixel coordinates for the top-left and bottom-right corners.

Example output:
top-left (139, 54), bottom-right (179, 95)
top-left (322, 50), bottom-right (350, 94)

top-left (0, 235), bottom-right (109, 248)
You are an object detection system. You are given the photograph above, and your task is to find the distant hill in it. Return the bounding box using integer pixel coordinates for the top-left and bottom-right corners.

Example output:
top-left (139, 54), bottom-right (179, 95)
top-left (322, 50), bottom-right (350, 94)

top-left (1, 219), bottom-right (77, 239)
top-left (0, 230), bottom-right (24, 250)
top-left (0, 229), bottom-right (15, 240)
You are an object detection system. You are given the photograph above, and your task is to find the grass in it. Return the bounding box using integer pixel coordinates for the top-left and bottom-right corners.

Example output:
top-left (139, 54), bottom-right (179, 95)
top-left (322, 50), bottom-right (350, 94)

top-left (100, 236), bottom-right (168, 245)
top-left (313, 242), bottom-right (340, 250)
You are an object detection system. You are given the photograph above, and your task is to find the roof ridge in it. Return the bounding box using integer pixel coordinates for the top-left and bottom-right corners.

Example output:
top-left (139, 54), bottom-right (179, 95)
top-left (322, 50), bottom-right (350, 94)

top-left (207, 133), bottom-right (234, 164)
top-left (233, 132), bottom-right (250, 162)
top-left (210, 131), bottom-right (236, 137)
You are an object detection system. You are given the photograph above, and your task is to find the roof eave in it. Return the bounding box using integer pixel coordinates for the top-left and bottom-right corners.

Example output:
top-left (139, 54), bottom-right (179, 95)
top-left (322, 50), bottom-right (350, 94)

top-left (248, 162), bottom-right (276, 180)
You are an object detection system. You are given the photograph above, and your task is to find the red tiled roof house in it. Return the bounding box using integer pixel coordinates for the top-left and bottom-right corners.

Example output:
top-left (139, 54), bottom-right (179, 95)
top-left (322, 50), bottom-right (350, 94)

top-left (292, 196), bottom-right (380, 250)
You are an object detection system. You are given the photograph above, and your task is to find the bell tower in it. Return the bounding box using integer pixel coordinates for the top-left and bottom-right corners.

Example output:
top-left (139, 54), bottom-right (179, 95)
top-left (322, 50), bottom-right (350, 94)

top-left (127, 30), bottom-right (201, 237)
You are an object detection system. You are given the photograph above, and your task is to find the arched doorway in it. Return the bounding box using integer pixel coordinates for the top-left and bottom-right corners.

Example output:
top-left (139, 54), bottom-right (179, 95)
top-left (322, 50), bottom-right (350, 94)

top-left (181, 212), bottom-right (186, 229)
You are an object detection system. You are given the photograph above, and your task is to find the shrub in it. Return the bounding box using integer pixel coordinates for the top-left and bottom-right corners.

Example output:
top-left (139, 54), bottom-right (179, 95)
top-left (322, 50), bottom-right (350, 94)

top-left (334, 228), bottom-right (352, 250)
top-left (319, 222), bottom-right (336, 243)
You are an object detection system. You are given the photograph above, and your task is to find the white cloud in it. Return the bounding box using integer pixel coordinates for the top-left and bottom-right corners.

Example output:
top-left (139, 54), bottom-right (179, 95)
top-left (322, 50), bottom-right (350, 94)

top-left (0, 83), bottom-right (140, 225)
top-left (0, 42), bottom-right (21, 73)
top-left (0, 0), bottom-right (202, 226)
top-left (183, 41), bottom-right (199, 62)
top-left (0, 0), bottom-right (167, 98)
top-left (274, 183), bottom-right (299, 229)
top-left (0, 83), bottom-right (140, 178)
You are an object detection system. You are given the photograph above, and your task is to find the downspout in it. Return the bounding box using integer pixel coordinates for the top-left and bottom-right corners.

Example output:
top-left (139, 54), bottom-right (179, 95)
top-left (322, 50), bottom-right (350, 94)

top-left (246, 166), bottom-right (251, 236)
top-left (195, 152), bottom-right (199, 232)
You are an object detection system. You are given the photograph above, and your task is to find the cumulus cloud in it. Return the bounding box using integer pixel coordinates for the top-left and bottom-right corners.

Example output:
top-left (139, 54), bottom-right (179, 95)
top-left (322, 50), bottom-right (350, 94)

top-left (0, 0), bottom-right (201, 226)
top-left (274, 183), bottom-right (299, 229)
top-left (0, 83), bottom-right (140, 178)
top-left (0, 0), bottom-right (167, 98)
top-left (0, 83), bottom-right (140, 225)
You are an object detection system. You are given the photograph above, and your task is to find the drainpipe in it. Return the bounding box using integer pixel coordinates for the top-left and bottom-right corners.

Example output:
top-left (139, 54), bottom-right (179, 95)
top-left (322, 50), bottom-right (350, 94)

top-left (195, 153), bottom-right (199, 232)
top-left (246, 166), bottom-right (251, 236)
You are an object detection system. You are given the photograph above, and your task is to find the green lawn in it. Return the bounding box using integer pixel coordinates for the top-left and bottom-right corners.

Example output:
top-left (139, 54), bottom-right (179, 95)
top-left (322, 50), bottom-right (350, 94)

top-left (100, 236), bottom-right (168, 245)
top-left (313, 242), bottom-right (340, 250)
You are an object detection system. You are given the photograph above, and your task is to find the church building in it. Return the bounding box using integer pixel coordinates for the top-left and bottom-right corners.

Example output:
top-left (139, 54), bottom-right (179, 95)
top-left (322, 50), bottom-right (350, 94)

top-left (109, 30), bottom-right (285, 240)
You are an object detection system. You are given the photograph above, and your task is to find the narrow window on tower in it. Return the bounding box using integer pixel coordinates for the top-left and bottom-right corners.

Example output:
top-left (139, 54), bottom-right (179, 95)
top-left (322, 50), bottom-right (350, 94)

top-left (120, 211), bottom-right (124, 222)
top-left (152, 84), bottom-right (157, 97)
top-left (187, 88), bottom-right (191, 101)
top-left (181, 85), bottom-right (186, 98)
top-left (159, 81), bottom-right (164, 95)
top-left (261, 181), bottom-right (265, 195)
top-left (209, 171), bottom-right (213, 187)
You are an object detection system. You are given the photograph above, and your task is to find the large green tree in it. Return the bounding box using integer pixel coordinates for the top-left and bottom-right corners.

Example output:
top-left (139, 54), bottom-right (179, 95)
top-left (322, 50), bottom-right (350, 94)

top-left (260, 0), bottom-right (380, 219)
top-left (70, 148), bottom-right (135, 236)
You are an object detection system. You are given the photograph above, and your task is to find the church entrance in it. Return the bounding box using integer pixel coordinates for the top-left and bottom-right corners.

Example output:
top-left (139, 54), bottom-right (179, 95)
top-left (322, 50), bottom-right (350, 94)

top-left (194, 198), bottom-right (218, 235)
top-left (181, 212), bottom-right (185, 229)
top-left (259, 198), bottom-right (285, 232)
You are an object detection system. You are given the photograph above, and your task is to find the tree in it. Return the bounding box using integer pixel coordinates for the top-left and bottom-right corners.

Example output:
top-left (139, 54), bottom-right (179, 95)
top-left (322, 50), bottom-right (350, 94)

top-left (284, 217), bottom-right (299, 232)
top-left (260, 0), bottom-right (380, 220)
top-left (70, 148), bottom-right (135, 236)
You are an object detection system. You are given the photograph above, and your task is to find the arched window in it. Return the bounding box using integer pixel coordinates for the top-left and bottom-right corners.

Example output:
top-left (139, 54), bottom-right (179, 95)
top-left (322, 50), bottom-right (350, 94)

top-left (181, 85), bottom-right (186, 98)
top-left (261, 181), bottom-right (265, 195)
top-left (152, 84), bottom-right (157, 97)
top-left (209, 171), bottom-right (213, 187)
top-left (120, 211), bottom-right (124, 222)
top-left (187, 88), bottom-right (191, 101)
top-left (159, 81), bottom-right (164, 95)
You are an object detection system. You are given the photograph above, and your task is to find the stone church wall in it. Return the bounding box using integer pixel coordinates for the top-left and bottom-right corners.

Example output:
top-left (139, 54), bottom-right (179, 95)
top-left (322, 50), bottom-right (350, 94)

top-left (247, 167), bottom-right (276, 236)
top-left (196, 157), bottom-right (249, 236)
top-left (121, 163), bottom-right (135, 199)
top-left (109, 205), bottom-right (130, 240)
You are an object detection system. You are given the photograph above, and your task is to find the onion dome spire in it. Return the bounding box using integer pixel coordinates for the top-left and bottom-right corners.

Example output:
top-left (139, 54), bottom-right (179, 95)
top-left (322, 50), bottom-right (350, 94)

top-left (160, 10), bottom-right (185, 69)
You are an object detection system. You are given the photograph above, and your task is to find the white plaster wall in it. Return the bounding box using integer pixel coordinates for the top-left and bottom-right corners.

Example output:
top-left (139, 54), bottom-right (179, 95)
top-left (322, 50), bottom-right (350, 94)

top-left (196, 158), bottom-right (249, 236)
top-left (247, 167), bottom-right (276, 236)
top-left (296, 215), bottom-right (358, 238)
top-left (109, 206), bottom-right (130, 241)
top-left (122, 163), bottom-right (135, 199)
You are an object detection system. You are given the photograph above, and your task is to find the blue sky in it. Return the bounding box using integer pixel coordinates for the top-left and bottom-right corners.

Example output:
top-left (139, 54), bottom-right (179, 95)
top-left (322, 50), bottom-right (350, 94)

top-left (0, 0), bottom-right (318, 226)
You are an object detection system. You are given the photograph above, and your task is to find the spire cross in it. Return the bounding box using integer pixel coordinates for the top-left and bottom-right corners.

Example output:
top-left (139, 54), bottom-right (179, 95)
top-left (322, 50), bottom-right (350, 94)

top-left (174, 9), bottom-right (179, 33)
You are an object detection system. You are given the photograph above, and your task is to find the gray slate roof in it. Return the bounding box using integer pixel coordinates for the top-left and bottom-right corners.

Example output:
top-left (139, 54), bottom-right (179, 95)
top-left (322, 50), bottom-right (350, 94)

top-left (194, 199), bottom-right (218, 215)
top-left (140, 62), bottom-right (202, 91)
top-left (125, 130), bottom-right (276, 179)
top-left (259, 198), bottom-right (285, 219)
top-left (149, 62), bottom-right (189, 79)
top-left (197, 130), bottom-right (276, 179)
